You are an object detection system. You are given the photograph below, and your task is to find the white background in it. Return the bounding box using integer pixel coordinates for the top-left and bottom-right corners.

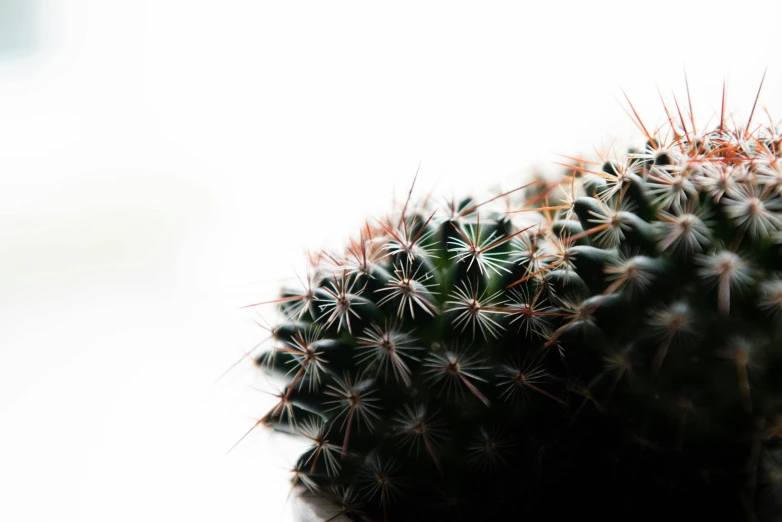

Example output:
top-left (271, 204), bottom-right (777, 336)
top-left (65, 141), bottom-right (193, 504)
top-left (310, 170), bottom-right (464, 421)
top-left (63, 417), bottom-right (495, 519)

top-left (2, 1), bottom-right (782, 520)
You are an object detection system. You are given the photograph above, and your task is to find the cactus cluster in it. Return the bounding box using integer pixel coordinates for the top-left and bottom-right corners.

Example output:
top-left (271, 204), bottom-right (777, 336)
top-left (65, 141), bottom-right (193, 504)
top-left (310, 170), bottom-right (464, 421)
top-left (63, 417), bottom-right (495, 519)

top-left (245, 94), bottom-right (782, 521)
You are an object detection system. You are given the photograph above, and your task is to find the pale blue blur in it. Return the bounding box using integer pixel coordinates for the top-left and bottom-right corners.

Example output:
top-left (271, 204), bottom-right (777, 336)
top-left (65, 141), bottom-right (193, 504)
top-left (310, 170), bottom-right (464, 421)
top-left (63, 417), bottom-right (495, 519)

top-left (0, 0), bottom-right (38, 55)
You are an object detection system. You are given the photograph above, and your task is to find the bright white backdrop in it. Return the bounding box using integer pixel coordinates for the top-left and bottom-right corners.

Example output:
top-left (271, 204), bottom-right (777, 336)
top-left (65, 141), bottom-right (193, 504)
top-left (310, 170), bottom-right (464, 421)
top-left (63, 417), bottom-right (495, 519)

top-left (1, 1), bottom-right (781, 521)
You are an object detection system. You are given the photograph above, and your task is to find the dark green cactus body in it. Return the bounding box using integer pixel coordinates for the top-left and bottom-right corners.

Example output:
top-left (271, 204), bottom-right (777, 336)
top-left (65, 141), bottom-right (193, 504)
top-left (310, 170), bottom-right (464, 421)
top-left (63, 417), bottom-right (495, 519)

top-left (249, 120), bottom-right (782, 521)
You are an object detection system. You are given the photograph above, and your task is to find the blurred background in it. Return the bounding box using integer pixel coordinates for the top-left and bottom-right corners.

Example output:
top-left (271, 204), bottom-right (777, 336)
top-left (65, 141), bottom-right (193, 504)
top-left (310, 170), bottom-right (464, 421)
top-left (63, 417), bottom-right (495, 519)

top-left (1, 1), bottom-right (781, 520)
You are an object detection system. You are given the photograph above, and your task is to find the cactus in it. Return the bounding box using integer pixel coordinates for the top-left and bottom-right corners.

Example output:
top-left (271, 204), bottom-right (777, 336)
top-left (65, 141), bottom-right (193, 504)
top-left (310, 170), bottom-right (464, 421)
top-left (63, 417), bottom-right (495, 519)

top-left (243, 88), bottom-right (782, 521)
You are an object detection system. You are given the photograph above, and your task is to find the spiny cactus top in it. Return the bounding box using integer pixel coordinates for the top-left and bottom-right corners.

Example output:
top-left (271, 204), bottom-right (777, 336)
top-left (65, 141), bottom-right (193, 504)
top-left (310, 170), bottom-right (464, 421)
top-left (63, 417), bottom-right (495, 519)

top-left (245, 99), bottom-right (782, 521)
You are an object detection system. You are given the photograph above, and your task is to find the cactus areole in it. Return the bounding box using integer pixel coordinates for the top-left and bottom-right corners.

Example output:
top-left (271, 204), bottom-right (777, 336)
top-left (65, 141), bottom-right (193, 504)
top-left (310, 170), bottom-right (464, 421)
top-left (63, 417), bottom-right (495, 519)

top-left (242, 89), bottom-right (782, 521)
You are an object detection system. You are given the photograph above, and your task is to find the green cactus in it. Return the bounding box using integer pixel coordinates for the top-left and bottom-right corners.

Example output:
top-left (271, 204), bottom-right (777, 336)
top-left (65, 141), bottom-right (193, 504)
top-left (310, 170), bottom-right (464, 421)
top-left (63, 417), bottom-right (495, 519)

top-left (244, 92), bottom-right (782, 521)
